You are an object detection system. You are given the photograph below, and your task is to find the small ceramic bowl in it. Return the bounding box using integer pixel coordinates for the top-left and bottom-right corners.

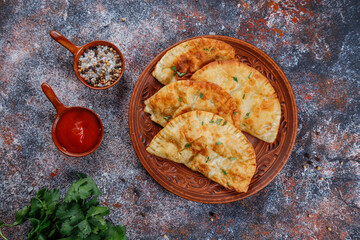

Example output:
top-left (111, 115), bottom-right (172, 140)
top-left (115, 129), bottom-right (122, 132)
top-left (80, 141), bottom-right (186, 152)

top-left (49, 30), bottom-right (125, 90)
top-left (41, 83), bottom-right (104, 157)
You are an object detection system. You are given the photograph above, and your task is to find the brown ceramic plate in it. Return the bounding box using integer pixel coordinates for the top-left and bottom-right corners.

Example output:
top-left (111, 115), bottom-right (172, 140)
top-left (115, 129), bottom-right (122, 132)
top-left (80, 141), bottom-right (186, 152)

top-left (128, 35), bottom-right (297, 204)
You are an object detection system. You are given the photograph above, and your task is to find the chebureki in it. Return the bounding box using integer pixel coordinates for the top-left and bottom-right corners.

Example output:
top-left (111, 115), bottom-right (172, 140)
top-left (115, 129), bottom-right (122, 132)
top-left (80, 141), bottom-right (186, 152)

top-left (191, 60), bottom-right (281, 143)
top-left (144, 80), bottom-right (240, 128)
top-left (152, 38), bottom-right (235, 85)
top-left (146, 111), bottom-right (256, 193)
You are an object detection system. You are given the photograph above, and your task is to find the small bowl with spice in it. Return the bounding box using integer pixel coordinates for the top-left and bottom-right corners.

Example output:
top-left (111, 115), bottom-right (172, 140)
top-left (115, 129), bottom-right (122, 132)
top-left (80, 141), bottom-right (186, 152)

top-left (50, 30), bottom-right (125, 90)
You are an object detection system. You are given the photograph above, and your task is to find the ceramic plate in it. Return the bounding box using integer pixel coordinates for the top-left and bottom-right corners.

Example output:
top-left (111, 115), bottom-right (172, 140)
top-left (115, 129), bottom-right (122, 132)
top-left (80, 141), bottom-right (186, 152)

top-left (128, 35), bottom-right (297, 203)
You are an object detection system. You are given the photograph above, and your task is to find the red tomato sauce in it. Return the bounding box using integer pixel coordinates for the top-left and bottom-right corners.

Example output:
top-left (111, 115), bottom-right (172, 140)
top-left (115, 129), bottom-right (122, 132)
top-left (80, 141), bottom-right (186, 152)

top-left (55, 108), bottom-right (102, 153)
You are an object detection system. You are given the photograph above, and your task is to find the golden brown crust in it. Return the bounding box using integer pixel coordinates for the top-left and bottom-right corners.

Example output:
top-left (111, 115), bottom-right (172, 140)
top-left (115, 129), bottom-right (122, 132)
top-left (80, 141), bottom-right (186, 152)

top-left (144, 80), bottom-right (240, 128)
top-left (191, 60), bottom-right (281, 143)
top-left (152, 38), bottom-right (235, 85)
top-left (146, 111), bottom-right (256, 193)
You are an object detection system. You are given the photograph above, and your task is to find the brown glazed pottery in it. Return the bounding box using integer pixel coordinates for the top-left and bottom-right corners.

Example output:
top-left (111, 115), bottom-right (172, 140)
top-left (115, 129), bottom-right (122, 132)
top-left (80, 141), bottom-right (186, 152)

top-left (128, 35), bottom-right (298, 204)
top-left (41, 83), bottom-right (104, 157)
top-left (49, 30), bottom-right (125, 90)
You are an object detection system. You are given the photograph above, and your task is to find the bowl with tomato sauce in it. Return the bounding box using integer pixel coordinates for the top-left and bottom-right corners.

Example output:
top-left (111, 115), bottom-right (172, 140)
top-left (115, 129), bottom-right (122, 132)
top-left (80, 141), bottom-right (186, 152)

top-left (42, 83), bottom-right (104, 157)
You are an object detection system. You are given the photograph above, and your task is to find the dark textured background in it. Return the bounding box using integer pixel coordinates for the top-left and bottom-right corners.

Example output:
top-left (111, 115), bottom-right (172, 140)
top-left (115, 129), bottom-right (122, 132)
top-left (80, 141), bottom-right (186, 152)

top-left (0, 0), bottom-right (359, 239)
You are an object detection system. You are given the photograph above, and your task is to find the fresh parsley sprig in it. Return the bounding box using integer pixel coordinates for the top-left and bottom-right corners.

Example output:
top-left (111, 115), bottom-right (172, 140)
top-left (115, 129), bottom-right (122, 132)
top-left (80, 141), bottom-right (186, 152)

top-left (0, 174), bottom-right (127, 240)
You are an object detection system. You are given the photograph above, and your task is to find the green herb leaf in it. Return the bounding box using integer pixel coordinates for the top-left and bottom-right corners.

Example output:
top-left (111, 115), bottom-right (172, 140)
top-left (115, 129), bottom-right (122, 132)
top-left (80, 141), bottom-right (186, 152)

top-left (88, 215), bottom-right (107, 231)
top-left (248, 72), bottom-right (252, 79)
top-left (232, 76), bottom-right (238, 82)
top-left (178, 97), bottom-right (182, 102)
top-left (163, 116), bottom-right (171, 121)
top-left (206, 157), bottom-right (210, 163)
top-left (185, 143), bottom-right (191, 148)
top-left (102, 223), bottom-right (127, 240)
top-left (13, 205), bottom-right (30, 226)
top-left (200, 93), bottom-right (204, 98)
top-left (227, 182), bottom-right (229, 187)
top-left (201, 121), bottom-right (204, 126)
top-left (78, 219), bottom-right (92, 237)
top-left (242, 94), bottom-right (245, 99)
top-left (209, 120), bottom-right (214, 123)
top-left (56, 203), bottom-right (84, 225)
top-left (171, 66), bottom-right (186, 77)
top-left (85, 197), bottom-right (100, 210)
top-left (230, 157), bottom-right (236, 161)
top-left (222, 170), bottom-right (227, 175)
top-left (245, 112), bottom-right (250, 119)
top-left (216, 119), bottom-right (222, 124)
top-left (203, 48), bottom-right (209, 51)
top-left (233, 112), bottom-right (236, 116)
top-left (177, 72), bottom-right (186, 77)
top-left (64, 176), bottom-right (101, 202)
top-left (216, 142), bottom-right (223, 145)
top-left (242, 123), bottom-right (246, 127)
top-left (210, 47), bottom-right (214, 54)
top-left (223, 121), bottom-right (227, 125)
top-left (29, 197), bottom-right (43, 219)
top-left (86, 206), bottom-right (109, 218)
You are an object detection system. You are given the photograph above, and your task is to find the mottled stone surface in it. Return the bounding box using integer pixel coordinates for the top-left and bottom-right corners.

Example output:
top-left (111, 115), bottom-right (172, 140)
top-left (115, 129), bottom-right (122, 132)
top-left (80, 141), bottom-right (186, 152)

top-left (0, 0), bottom-right (359, 239)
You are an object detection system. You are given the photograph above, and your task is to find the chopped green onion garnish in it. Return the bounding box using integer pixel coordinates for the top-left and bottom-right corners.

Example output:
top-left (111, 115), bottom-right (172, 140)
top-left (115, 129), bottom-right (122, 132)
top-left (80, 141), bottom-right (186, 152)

top-left (200, 93), bottom-right (204, 98)
top-left (222, 169), bottom-right (227, 175)
top-left (216, 142), bottom-right (223, 145)
top-left (233, 112), bottom-right (236, 116)
top-left (178, 72), bottom-right (186, 77)
top-left (216, 119), bottom-right (222, 124)
top-left (242, 94), bottom-right (245, 99)
top-left (178, 97), bottom-right (182, 102)
top-left (248, 72), bottom-right (252, 79)
top-left (242, 123), bottom-right (246, 127)
top-left (164, 116), bottom-right (171, 121)
top-left (209, 120), bottom-right (215, 123)
top-left (227, 182), bottom-right (229, 187)
top-left (223, 121), bottom-right (227, 125)
top-left (185, 143), bottom-right (191, 148)
top-left (232, 76), bottom-right (238, 82)
top-left (230, 157), bottom-right (236, 161)
top-left (202, 121), bottom-right (204, 126)
top-left (171, 66), bottom-right (186, 77)
top-left (206, 156), bottom-right (210, 163)
top-left (245, 112), bottom-right (250, 119)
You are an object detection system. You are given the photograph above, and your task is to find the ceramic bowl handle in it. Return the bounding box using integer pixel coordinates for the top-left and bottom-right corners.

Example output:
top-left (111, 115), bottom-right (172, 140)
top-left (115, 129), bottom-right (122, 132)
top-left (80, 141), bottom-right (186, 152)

top-left (49, 30), bottom-right (80, 56)
top-left (41, 83), bottom-right (66, 114)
